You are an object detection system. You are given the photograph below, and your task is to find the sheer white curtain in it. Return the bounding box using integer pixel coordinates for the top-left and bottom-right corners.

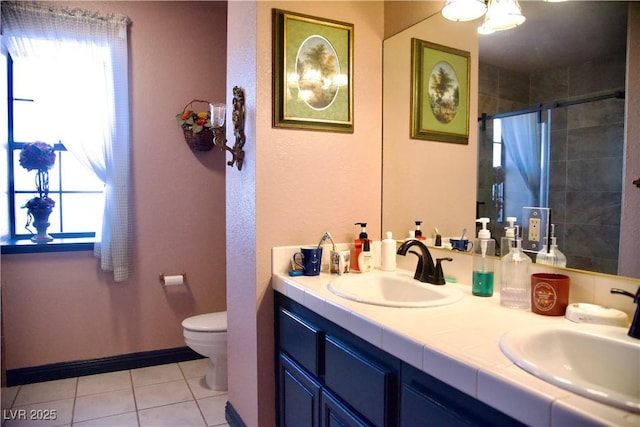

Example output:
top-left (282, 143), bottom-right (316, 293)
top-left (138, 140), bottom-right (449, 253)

top-left (501, 112), bottom-right (543, 206)
top-left (2, 1), bottom-right (132, 282)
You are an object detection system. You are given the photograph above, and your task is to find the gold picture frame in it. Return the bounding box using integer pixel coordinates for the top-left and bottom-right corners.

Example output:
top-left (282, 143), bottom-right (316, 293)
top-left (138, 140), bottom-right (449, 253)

top-left (273, 9), bottom-right (354, 133)
top-left (411, 38), bottom-right (470, 144)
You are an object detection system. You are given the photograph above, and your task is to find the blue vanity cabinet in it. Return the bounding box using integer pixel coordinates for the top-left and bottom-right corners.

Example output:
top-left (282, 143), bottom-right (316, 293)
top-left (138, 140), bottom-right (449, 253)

top-left (275, 292), bottom-right (522, 427)
top-left (276, 294), bottom-right (398, 426)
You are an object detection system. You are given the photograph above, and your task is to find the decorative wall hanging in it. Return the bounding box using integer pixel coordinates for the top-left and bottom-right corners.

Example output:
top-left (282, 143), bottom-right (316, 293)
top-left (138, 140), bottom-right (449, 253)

top-left (272, 9), bottom-right (354, 133)
top-left (177, 99), bottom-right (215, 151)
top-left (410, 38), bottom-right (470, 144)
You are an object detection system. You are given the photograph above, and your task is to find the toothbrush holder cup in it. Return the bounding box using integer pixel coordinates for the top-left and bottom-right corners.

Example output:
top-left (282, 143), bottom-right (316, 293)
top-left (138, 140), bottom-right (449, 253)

top-left (450, 239), bottom-right (473, 252)
top-left (292, 247), bottom-right (323, 276)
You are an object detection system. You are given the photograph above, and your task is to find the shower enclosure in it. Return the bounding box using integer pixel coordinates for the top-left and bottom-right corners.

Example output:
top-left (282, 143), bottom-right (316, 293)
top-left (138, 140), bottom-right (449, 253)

top-left (477, 91), bottom-right (626, 275)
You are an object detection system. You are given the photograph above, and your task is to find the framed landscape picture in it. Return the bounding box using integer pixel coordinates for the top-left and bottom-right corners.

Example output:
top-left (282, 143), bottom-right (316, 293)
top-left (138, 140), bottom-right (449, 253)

top-left (273, 9), bottom-right (354, 132)
top-left (411, 38), bottom-right (470, 144)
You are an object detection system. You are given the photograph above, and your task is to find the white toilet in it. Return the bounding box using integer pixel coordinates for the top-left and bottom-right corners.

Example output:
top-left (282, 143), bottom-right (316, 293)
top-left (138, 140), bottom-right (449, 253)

top-left (182, 311), bottom-right (228, 390)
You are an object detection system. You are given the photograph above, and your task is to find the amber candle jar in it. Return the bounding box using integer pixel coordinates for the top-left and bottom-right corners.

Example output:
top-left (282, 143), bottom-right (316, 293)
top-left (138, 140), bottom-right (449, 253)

top-left (531, 273), bottom-right (570, 316)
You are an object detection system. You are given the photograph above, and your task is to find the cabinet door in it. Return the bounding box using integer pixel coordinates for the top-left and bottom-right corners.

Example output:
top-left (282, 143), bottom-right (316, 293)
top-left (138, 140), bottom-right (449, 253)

top-left (320, 389), bottom-right (373, 427)
top-left (400, 364), bottom-right (524, 427)
top-left (324, 337), bottom-right (397, 426)
top-left (279, 308), bottom-right (324, 376)
top-left (278, 353), bottom-right (321, 427)
top-left (402, 383), bottom-right (473, 426)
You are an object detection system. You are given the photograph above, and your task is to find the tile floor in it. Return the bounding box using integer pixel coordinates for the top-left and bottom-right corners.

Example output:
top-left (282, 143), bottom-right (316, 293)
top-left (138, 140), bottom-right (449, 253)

top-left (1, 360), bottom-right (229, 427)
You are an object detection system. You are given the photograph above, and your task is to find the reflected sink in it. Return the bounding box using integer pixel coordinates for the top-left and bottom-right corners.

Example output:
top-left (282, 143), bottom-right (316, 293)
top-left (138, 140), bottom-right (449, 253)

top-left (500, 324), bottom-right (640, 413)
top-left (327, 271), bottom-right (464, 308)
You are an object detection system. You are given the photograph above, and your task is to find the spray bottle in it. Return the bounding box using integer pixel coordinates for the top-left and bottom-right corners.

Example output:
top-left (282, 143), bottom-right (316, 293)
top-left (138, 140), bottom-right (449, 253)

top-left (472, 218), bottom-right (495, 297)
top-left (536, 224), bottom-right (567, 267)
top-left (501, 217), bottom-right (517, 257)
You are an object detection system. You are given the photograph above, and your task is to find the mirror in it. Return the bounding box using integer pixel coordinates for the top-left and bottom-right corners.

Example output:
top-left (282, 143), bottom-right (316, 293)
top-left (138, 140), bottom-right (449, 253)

top-left (382, 2), bottom-right (638, 279)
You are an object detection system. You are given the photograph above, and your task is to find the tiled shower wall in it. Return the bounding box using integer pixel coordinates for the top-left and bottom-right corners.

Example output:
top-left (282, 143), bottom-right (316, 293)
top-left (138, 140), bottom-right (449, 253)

top-left (478, 54), bottom-right (626, 274)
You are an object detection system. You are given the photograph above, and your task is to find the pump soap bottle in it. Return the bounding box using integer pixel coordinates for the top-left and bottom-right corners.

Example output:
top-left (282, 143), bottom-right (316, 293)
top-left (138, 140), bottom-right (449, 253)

top-left (536, 224), bottom-right (567, 267)
top-left (500, 217), bottom-right (517, 257)
top-left (472, 218), bottom-right (495, 297)
top-left (353, 222), bottom-right (369, 272)
top-left (500, 226), bottom-right (532, 309)
top-left (414, 221), bottom-right (426, 240)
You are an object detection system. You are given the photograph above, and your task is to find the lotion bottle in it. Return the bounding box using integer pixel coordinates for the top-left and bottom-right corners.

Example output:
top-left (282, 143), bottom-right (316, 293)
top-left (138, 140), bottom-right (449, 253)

top-left (358, 238), bottom-right (374, 273)
top-left (353, 222), bottom-right (369, 272)
top-left (380, 231), bottom-right (396, 272)
top-left (472, 218), bottom-right (495, 297)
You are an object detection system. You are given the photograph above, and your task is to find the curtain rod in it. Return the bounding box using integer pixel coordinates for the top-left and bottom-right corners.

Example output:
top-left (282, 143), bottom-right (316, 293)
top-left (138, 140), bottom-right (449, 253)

top-left (478, 90), bottom-right (625, 131)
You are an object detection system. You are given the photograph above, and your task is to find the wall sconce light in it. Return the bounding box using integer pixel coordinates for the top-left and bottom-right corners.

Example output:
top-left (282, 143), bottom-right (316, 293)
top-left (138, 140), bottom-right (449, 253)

top-left (210, 86), bottom-right (246, 171)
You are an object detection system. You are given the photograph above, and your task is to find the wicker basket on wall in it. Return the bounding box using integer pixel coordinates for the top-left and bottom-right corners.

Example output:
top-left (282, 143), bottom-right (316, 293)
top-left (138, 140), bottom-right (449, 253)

top-left (180, 100), bottom-right (214, 152)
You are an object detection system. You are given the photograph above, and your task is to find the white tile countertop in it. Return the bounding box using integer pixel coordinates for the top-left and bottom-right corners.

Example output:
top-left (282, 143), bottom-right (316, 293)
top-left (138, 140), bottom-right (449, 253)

top-left (272, 245), bottom-right (640, 427)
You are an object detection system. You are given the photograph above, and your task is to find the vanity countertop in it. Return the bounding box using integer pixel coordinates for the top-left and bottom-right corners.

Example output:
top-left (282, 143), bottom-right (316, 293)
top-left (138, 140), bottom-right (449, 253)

top-left (272, 268), bottom-right (639, 427)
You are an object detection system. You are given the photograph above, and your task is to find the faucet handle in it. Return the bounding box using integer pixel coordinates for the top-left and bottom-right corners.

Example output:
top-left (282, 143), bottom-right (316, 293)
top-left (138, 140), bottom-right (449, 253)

top-left (432, 257), bottom-right (453, 286)
top-left (611, 287), bottom-right (640, 339)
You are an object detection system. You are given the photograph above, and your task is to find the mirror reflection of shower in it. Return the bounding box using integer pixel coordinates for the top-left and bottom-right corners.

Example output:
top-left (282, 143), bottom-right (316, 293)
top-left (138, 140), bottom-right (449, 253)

top-left (478, 92), bottom-right (625, 275)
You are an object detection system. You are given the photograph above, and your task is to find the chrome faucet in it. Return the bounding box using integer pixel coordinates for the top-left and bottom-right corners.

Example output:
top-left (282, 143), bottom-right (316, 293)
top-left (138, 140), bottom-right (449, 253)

top-left (610, 287), bottom-right (640, 339)
top-left (397, 239), bottom-right (452, 285)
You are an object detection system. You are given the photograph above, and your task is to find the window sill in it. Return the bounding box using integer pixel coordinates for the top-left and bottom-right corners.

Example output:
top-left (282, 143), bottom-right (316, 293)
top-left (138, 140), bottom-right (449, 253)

top-left (1, 237), bottom-right (95, 254)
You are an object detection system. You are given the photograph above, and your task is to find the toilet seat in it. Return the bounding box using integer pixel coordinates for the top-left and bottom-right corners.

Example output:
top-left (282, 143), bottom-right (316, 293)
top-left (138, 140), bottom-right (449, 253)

top-left (182, 311), bottom-right (227, 332)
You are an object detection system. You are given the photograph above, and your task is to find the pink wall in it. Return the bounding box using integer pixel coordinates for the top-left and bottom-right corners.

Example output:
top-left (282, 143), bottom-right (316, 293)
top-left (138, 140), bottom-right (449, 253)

top-left (226, 2), bottom-right (384, 425)
top-left (1, 1), bottom-right (228, 370)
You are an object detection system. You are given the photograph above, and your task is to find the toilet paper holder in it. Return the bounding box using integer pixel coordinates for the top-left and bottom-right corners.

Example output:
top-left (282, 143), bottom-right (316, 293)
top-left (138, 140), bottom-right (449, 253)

top-left (159, 272), bottom-right (187, 286)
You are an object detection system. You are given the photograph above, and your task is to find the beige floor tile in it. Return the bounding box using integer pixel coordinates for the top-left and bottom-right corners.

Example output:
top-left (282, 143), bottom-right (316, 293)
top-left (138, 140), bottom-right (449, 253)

top-left (71, 411), bottom-right (139, 427)
top-left (185, 377), bottom-right (226, 400)
top-left (76, 370), bottom-right (132, 396)
top-left (1, 386), bottom-right (20, 409)
top-left (134, 379), bottom-right (192, 410)
top-left (178, 359), bottom-right (209, 379)
top-left (73, 388), bottom-right (135, 423)
top-left (12, 378), bottom-right (77, 407)
top-left (3, 398), bottom-right (74, 427)
top-left (138, 401), bottom-right (206, 427)
top-left (130, 364), bottom-right (183, 388)
top-left (197, 394), bottom-right (228, 427)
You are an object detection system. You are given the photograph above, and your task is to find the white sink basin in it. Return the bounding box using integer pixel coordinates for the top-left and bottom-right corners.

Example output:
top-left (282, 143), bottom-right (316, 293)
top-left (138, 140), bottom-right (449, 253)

top-left (500, 324), bottom-right (640, 413)
top-left (327, 271), bottom-right (464, 308)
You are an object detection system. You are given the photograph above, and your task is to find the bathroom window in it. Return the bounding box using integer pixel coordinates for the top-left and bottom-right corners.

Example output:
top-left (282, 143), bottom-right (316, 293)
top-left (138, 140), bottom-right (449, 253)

top-left (1, 1), bottom-right (132, 280)
top-left (5, 54), bottom-right (105, 240)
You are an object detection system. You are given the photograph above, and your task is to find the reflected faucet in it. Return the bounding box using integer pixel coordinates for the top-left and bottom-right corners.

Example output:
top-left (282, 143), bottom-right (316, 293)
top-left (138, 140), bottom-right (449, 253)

top-left (397, 239), bottom-right (452, 285)
top-left (611, 287), bottom-right (640, 339)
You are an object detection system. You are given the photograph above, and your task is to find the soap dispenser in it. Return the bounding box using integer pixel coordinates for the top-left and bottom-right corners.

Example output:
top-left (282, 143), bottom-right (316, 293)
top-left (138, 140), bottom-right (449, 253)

top-left (500, 226), bottom-right (532, 309)
top-left (353, 222), bottom-right (369, 272)
top-left (536, 224), bottom-right (566, 268)
top-left (414, 221), bottom-right (426, 241)
top-left (500, 217), bottom-right (517, 257)
top-left (472, 218), bottom-right (495, 297)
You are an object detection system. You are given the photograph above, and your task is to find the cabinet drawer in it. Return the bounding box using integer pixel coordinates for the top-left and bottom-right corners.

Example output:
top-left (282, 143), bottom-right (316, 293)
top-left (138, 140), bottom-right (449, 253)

top-left (279, 308), bottom-right (324, 376)
top-left (324, 337), bottom-right (394, 426)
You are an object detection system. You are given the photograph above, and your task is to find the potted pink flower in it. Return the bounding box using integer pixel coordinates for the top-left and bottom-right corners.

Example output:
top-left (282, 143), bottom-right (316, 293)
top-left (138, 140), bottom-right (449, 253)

top-left (19, 141), bottom-right (56, 242)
